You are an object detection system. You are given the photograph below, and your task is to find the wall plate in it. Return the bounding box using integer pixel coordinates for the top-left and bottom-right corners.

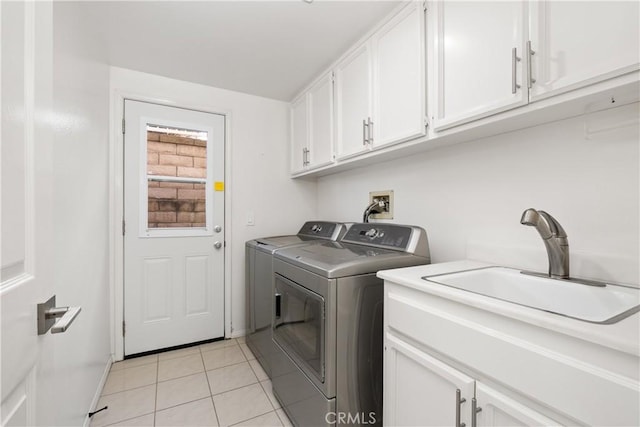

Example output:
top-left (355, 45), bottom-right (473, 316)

top-left (369, 190), bottom-right (394, 220)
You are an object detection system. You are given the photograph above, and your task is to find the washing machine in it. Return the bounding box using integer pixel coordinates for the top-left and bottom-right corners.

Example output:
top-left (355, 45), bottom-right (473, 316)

top-left (245, 221), bottom-right (350, 379)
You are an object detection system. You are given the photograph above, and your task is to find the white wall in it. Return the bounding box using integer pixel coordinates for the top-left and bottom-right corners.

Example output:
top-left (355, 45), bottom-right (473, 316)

top-left (317, 103), bottom-right (639, 285)
top-left (51, 2), bottom-right (112, 425)
top-left (109, 67), bottom-right (317, 338)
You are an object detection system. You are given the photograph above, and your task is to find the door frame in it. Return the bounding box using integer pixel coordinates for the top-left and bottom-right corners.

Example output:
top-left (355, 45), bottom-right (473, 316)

top-left (109, 90), bottom-right (233, 361)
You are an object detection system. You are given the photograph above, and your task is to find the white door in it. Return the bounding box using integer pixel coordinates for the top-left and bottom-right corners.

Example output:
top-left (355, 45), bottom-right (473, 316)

top-left (335, 42), bottom-right (373, 159)
top-left (308, 72), bottom-right (334, 169)
top-left (123, 100), bottom-right (225, 355)
top-left (373, 2), bottom-right (426, 147)
top-left (432, 1), bottom-right (528, 130)
top-left (384, 334), bottom-right (475, 427)
top-left (529, 1), bottom-right (640, 101)
top-left (1, 1), bottom-right (55, 424)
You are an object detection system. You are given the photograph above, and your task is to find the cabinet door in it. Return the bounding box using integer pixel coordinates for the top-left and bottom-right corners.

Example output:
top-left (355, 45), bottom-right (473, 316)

top-left (432, 1), bottom-right (528, 130)
top-left (529, 1), bottom-right (640, 101)
top-left (290, 95), bottom-right (308, 174)
top-left (373, 2), bottom-right (426, 147)
top-left (308, 73), bottom-right (334, 168)
top-left (335, 43), bottom-right (372, 159)
top-left (475, 383), bottom-right (561, 427)
top-left (384, 334), bottom-right (475, 427)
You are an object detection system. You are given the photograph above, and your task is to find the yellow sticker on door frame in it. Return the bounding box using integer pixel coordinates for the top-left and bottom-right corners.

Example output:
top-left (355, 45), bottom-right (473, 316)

top-left (214, 181), bottom-right (225, 192)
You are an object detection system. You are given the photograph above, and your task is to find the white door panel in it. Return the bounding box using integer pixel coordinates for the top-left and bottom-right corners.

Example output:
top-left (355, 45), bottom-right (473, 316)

top-left (335, 43), bottom-right (372, 158)
top-left (2, 1), bottom-right (54, 425)
top-left (290, 95), bottom-right (308, 173)
top-left (529, 1), bottom-right (640, 101)
top-left (433, 1), bottom-right (528, 130)
top-left (374, 2), bottom-right (425, 146)
top-left (124, 100), bottom-right (225, 355)
top-left (308, 73), bottom-right (334, 168)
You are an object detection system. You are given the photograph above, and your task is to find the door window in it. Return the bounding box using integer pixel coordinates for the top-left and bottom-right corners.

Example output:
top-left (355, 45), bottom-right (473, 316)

top-left (140, 123), bottom-right (213, 237)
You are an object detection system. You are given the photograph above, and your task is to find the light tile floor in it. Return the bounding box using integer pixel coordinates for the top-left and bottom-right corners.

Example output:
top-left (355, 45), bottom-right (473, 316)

top-left (90, 337), bottom-right (293, 427)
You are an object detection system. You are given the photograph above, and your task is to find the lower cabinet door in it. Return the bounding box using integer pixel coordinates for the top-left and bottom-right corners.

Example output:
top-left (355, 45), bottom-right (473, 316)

top-left (475, 383), bottom-right (561, 427)
top-left (384, 334), bottom-right (475, 427)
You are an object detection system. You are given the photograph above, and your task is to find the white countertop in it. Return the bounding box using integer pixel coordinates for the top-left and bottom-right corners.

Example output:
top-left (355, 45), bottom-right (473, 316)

top-left (377, 260), bottom-right (640, 357)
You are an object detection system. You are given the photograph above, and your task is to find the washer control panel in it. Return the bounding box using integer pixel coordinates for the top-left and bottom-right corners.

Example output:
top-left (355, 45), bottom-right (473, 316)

top-left (342, 223), bottom-right (415, 251)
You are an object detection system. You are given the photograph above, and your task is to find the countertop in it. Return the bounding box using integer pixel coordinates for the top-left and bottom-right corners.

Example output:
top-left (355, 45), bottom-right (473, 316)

top-left (377, 260), bottom-right (640, 357)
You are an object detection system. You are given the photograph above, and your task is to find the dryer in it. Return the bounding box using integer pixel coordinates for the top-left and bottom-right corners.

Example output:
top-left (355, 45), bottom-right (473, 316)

top-left (245, 221), bottom-right (350, 378)
top-left (271, 223), bottom-right (430, 426)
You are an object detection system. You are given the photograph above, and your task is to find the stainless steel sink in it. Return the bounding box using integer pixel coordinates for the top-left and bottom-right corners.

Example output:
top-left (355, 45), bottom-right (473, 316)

top-left (422, 267), bottom-right (640, 324)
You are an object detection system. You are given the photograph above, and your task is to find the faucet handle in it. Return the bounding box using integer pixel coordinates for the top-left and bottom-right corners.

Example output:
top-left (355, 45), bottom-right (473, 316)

top-left (537, 210), bottom-right (567, 239)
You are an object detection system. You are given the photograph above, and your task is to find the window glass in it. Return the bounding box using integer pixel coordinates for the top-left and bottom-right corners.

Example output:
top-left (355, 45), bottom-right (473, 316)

top-left (146, 125), bottom-right (207, 229)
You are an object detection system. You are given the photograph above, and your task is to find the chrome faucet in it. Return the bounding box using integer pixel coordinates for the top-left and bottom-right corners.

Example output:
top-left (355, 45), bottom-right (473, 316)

top-left (520, 208), bottom-right (570, 279)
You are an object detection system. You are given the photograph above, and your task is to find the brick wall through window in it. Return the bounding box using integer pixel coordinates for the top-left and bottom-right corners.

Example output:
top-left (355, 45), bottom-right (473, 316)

top-left (147, 130), bottom-right (207, 228)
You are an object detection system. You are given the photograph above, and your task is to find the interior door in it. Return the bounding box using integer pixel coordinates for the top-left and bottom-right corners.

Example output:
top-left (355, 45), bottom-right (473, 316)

top-left (123, 100), bottom-right (225, 355)
top-left (1, 1), bottom-right (54, 424)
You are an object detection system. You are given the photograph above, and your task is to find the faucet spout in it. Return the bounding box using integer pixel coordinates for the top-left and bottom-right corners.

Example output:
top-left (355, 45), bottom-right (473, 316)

top-left (520, 208), bottom-right (570, 279)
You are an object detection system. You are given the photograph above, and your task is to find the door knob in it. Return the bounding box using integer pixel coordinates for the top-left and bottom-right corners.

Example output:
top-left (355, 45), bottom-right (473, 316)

top-left (214, 241), bottom-right (223, 249)
top-left (214, 225), bottom-right (222, 233)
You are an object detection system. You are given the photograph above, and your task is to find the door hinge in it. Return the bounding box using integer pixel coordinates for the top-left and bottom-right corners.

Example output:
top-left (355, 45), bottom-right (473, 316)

top-left (424, 116), bottom-right (429, 129)
top-left (122, 219), bottom-right (126, 236)
top-left (122, 321), bottom-right (126, 336)
top-left (122, 117), bottom-right (126, 134)
top-left (331, 71), bottom-right (335, 83)
top-left (423, 1), bottom-right (427, 12)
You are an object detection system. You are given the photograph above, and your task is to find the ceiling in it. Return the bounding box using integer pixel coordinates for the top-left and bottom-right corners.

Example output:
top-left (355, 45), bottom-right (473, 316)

top-left (56, 1), bottom-right (402, 101)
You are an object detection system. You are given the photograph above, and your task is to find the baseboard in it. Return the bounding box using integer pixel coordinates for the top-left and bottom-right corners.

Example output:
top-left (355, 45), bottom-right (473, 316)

top-left (230, 329), bottom-right (247, 339)
top-left (83, 356), bottom-right (113, 427)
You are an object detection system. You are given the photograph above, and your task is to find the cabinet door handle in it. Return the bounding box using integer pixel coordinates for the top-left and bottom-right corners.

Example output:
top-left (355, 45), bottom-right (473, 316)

top-left (527, 40), bottom-right (536, 88)
top-left (302, 148), bottom-right (306, 166)
top-left (512, 47), bottom-right (521, 94)
top-left (362, 119), bottom-right (369, 145)
top-left (456, 389), bottom-right (466, 427)
top-left (367, 117), bottom-right (374, 145)
top-left (471, 397), bottom-right (482, 427)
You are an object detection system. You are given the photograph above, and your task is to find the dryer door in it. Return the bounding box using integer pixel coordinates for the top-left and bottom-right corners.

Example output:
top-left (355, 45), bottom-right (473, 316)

top-left (273, 274), bottom-right (326, 387)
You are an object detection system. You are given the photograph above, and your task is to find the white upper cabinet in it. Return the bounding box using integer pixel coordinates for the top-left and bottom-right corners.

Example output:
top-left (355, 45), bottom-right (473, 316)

top-left (432, 0), bottom-right (640, 131)
top-left (290, 95), bottom-right (308, 174)
top-left (432, 1), bottom-right (528, 130)
top-left (335, 43), bottom-right (373, 159)
top-left (308, 73), bottom-right (335, 168)
top-left (373, 1), bottom-right (426, 147)
top-left (528, 1), bottom-right (640, 101)
top-left (291, 72), bottom-right (335, 174)
top-left (334, 1), bottom-right (427, 160)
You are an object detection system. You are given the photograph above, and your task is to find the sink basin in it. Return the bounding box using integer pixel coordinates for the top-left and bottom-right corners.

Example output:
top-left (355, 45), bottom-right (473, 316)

top-left (422, 267), bottom-right (640, 324)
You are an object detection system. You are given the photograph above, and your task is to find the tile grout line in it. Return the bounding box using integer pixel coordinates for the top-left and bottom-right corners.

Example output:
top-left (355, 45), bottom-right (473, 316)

top-left (201, 344), bottom-right (222, 427)
top-left (228, 408), bottom-right (279, 427)
top-left (154, 358), bottom-right (159, 426)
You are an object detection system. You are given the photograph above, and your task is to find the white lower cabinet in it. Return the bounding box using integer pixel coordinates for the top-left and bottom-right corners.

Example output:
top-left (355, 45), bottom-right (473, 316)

top-left (383, 281), bottom-right (640, 426)
top-left (384, 334), bottom-right (474, 427)
top-left (384, 334), bottom-right (558, 427)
